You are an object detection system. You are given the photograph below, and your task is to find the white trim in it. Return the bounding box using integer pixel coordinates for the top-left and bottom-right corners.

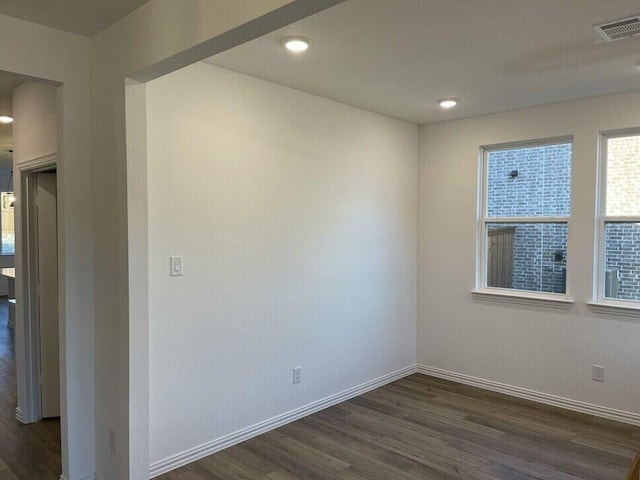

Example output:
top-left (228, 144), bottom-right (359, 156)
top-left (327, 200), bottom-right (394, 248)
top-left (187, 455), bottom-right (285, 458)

top-left (416, 365), bottom-right (640, 426)
top-left (595, 129), bottom-right (640, 305)
top-left (594, 135), bottom-right (606, 302)
top-left (471, 289), bottom-right (574, 309)
top-left (481, 135), bottom-right (574, 152)
top-left (16, 154), bottom-right (57, 173)
top-left (485, 217), bottom-right (569, 224)
top-left (15, 407), bottom-right (23, 422)
top-left (15, 165), bottom-right (60, 425)
top-left (149, 365), bottom-right (417, 478)
top-left (477, 138), bottom-right (573, 296)
top-left (587, 301), bottom-right (640, 318)
top-left (602, 216), bottom-right (640, 223)
top-left (476, 148), bottom-right (487, 289)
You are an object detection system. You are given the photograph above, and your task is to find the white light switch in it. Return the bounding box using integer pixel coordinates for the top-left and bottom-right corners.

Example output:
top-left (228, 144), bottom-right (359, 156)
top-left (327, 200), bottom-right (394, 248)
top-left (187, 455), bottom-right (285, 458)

top-left (170, 256), bottom-right (183, 276)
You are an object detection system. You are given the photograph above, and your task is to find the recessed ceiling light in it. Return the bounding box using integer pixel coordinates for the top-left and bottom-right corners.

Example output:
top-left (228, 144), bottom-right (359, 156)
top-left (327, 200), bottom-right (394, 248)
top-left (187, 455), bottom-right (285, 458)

top-left (0, 116), bottom-right (13, 124)
top-left (439, 98), bottom-right (459, 110)
top-left (282, 36), bottom-right (312, 53)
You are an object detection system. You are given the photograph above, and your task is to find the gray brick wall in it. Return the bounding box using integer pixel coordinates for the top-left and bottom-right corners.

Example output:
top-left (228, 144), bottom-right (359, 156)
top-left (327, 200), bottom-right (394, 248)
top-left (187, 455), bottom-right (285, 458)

top-left (488, 143), bottom-right (571, 218)
top-left (607, 136), bottom-right (640, 216)
top-left (605, 223), bottom-right (640, 301)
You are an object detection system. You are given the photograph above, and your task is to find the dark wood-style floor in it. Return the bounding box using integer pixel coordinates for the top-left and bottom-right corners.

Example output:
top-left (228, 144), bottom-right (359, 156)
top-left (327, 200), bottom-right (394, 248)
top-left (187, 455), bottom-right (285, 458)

top-left (159, 374), bottom-right (640, 480)
top-left (0, 297), bottom-right (61, 479)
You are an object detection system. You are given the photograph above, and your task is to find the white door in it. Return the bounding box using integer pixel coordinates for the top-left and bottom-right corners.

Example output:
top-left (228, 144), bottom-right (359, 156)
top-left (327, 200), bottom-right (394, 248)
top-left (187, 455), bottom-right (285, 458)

top-left (36, 172), bottom-right (59, 418)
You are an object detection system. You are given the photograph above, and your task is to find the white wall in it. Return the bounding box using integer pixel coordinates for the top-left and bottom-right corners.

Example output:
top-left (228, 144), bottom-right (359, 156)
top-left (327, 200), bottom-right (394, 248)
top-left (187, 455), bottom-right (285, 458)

top-left (418, 90), bottom-right (640, 415)
top-left (93, 2), bottom-right (344, 477)
top-left (146, 62), bottom-right (418, 465)
top-left (13, 81), bottom-right (57, 163)
top-left (0, 14), bottom-right (93, 480)
top-left (10, 82), bottom-right (56, 299)
top-left (91, 2), bottom-right (295, 478)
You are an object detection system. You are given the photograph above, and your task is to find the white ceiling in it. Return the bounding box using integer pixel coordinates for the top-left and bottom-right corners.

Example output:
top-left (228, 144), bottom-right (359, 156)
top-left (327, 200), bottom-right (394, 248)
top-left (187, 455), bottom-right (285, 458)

top-left (0, 0), bottom-right (150, 36)
top-left (209, 0), bottom-right (640, 124)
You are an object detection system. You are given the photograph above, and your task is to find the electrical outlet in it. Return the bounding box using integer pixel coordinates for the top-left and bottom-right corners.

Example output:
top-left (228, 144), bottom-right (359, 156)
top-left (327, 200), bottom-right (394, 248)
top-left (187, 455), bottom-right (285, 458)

top-left (109, 429), bottom-right (118, 453)
top-left (293, 366), bottom-right (302, 384)
top-left (592, 365), bottom-right (605, 382)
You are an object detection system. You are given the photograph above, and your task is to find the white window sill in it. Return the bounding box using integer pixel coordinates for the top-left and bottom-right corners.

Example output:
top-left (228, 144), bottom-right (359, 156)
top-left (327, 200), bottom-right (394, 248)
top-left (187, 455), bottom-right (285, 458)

top-left (471, 289), bottom-right (574, 310)
top-left (587, 301), bottom-right (640, 318)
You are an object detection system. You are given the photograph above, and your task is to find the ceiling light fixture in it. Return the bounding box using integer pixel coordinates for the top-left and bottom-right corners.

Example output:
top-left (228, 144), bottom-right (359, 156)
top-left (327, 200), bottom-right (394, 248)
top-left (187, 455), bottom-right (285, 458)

top-left (0, 116), bottom-right (13, 124)
top-left (282, 36), bottom-right (312, 53)
top-left (439, 98), bottom-right (459, 110)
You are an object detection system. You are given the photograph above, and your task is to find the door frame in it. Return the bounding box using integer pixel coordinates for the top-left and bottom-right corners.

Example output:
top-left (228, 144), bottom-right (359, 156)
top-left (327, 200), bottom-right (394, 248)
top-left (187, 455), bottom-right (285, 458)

top-left (15, 154), bottom-right (58, 423)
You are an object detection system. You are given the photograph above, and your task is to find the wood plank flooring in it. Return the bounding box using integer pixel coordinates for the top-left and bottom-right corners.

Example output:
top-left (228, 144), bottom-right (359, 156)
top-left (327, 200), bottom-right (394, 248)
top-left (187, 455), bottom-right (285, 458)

top-left (158, 374), bottom-right (640, 480)
top-left (0, 297), bottom-right (61, 479)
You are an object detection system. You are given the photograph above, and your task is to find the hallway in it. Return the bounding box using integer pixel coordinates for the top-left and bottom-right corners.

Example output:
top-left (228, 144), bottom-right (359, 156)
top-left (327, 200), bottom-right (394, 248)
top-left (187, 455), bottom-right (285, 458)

top-left (0, 297), bottom-right (61, 479)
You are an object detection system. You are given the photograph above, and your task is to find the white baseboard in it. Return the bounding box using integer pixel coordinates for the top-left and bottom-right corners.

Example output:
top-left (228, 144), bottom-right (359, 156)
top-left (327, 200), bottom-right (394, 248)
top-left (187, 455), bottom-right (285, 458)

top-left (15, 407), bottom-right (23, 423)
top-left (149, 365), bottom-right (417, 478)
top-left (416, 364), bottom-right (640, 426)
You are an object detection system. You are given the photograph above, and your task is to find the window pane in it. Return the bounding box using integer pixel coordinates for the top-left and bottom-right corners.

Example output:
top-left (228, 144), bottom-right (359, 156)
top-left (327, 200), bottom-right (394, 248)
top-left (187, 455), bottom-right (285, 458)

top-left (606, 135), bottom-right (640, 216)
top-left (604, 222), bottom-right (640, 301)
top-left (486, 223), bottom-right (567, 294)
top-left (487, 143), bottom-right (572, 218)
top-left (0, 192), bottom-right (14, 255)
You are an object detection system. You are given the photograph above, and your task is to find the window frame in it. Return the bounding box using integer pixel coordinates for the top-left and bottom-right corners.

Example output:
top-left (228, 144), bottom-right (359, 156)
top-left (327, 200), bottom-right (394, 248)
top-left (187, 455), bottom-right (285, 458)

top-left (475, 136), bottom-right (574, 303)
top-left (594, 128), bottom-right (640, 309)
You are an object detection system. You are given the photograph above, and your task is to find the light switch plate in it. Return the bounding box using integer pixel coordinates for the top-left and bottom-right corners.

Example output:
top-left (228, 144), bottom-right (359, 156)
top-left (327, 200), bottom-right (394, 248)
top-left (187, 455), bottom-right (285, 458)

top-left (170, 256), bottom-right (183, 276)
top-left (592, 365), bottom-right (604, 382)
top-left (109, 429), bottom-right (118, 453)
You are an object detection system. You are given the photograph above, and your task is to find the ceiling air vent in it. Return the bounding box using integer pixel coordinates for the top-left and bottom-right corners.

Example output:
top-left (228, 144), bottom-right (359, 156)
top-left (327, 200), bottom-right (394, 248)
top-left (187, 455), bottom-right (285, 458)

top-left (594, 15), bottom-right (640, 41)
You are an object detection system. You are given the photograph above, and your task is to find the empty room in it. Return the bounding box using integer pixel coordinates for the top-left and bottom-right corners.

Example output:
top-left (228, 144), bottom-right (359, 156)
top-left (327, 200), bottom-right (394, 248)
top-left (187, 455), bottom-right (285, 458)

top-left (139, 1), bottom-right (640, 478)
top-left (1, 1), bottom-right (640, 479)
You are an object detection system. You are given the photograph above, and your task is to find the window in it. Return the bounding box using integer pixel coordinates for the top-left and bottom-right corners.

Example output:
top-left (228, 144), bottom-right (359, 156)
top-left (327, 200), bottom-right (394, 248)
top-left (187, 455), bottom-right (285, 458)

top-left (478, 139), bottom-right (572, 296)
top-left (0, 192), bottom-right (14, 255)
top-left (597, 131), bottom-right (640, 303)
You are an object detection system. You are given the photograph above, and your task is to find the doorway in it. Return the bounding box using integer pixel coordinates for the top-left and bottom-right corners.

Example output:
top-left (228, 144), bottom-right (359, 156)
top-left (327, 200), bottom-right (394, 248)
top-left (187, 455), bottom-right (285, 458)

top-left (0, 72), bottom-right (62, 478)
top-left (18, 165), bottom-right (60, 422)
